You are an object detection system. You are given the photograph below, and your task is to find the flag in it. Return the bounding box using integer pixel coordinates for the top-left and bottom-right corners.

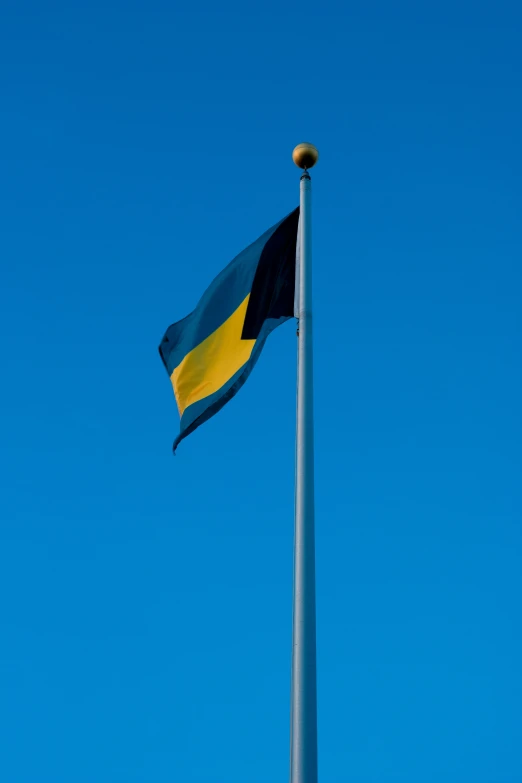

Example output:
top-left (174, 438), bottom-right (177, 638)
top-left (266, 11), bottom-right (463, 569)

top-left (159, 207), bottom-right (299, 451)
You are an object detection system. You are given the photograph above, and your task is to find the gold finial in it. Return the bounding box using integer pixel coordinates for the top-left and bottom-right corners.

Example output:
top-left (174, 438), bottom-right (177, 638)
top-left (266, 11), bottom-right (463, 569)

top-left (292, 143), bottom-right (319, 170)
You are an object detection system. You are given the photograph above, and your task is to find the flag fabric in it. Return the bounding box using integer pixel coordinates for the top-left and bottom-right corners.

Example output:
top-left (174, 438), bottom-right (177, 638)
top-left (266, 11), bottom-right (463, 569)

top-left (159, 207), bottom-right (300, 451)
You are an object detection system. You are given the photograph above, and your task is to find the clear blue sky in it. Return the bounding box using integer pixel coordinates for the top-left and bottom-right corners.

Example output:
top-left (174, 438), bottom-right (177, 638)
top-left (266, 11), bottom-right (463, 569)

top-left (1, 2), bottom-right (521, 781)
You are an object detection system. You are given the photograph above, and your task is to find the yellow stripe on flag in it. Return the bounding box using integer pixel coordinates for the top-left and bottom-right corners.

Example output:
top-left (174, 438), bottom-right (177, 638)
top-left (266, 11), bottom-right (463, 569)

top-left (171, 294), bottom-right (255, 416)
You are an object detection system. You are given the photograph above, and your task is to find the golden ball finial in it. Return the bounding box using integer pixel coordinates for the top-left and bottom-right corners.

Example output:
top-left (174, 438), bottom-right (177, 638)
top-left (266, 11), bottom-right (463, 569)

top-left (292, 142), bottom-right (319, 170)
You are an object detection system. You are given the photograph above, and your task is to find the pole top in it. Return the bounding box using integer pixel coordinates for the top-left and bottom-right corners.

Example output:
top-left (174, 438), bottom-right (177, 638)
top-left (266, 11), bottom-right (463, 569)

top-left (292, 143), bottom-right (319, 170)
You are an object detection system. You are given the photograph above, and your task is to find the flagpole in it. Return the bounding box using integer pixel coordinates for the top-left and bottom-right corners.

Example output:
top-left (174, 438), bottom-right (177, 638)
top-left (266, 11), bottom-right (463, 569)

top-left (291, 143), bottom-right (319, 783)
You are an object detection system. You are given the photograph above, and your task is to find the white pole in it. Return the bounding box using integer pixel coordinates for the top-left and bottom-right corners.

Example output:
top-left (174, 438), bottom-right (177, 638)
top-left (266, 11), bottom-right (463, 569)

top-left (290, 143), bottom-right (318, 783)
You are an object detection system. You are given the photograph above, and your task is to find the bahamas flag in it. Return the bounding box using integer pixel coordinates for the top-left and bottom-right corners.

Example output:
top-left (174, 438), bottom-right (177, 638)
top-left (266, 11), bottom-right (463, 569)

top-left (159, 208), bottom-right (300, 451)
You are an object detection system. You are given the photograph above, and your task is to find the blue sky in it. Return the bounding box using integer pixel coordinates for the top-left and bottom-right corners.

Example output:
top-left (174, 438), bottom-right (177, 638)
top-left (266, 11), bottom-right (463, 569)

top-left (1, 2), bottom-right (521, 781)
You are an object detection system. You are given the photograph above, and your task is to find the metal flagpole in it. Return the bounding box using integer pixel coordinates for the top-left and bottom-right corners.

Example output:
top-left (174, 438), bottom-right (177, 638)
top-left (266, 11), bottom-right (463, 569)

top-left (290, 143), bottom-right (319, 783)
